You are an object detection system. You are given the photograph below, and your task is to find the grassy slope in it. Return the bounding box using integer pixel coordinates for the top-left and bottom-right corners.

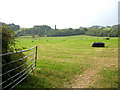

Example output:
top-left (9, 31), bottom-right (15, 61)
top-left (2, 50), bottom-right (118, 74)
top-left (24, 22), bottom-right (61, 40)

top-left (15, 35), bottom-right (118, 88)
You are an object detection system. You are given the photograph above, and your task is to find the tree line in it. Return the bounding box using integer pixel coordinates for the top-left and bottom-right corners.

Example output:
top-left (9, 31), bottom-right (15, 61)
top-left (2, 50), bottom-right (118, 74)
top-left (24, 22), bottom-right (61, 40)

top-left (0, 22), bottom-right (119, 37)
top-left (17, 25), bottom-right (119, 37)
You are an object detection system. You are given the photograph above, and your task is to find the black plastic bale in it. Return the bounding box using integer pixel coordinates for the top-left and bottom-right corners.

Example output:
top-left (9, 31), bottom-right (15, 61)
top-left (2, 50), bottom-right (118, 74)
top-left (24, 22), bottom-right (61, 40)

top-left (91, 42), bottom-right (105, 47)
top-left (105, 38), bottom-right (110, 40)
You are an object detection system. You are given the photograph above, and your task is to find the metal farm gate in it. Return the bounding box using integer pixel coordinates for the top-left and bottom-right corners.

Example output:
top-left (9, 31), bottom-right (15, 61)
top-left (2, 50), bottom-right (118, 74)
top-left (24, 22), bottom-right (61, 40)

top-left (0, 45), bottom-right (38, 90)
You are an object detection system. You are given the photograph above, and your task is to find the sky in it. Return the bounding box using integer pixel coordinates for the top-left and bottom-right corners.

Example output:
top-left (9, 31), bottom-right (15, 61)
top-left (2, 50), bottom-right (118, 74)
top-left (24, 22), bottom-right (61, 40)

top-left (0, 0), bottom-right (119, 29)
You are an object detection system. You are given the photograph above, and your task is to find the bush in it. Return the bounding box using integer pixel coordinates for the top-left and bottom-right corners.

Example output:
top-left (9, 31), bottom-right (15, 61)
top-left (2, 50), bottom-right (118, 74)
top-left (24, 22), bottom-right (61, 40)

top-left (1, 23), bottom-right (27, 89)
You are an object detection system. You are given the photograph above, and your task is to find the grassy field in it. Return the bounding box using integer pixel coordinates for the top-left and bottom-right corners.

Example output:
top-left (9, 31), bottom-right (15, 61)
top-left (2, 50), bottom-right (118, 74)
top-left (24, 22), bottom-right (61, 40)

top-left (15, 35), bottom-right (118, 88)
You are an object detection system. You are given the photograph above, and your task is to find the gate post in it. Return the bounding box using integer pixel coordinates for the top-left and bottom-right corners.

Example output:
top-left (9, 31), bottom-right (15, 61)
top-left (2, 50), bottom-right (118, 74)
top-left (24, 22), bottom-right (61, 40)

top-left (35, 46), bottom-right (37, 67)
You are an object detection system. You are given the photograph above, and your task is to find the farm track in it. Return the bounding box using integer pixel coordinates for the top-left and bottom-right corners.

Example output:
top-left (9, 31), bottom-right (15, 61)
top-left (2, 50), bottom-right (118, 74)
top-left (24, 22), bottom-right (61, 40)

top-left (71, 68), bottom-right (99, 88)
top-left (69, 48), bottom-right (118, 88)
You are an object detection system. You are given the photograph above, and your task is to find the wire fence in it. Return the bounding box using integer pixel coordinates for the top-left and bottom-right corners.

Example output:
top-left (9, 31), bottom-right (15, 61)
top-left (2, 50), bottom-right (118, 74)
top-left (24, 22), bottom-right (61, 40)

top-left (0, 45), bottom-right (38, 90)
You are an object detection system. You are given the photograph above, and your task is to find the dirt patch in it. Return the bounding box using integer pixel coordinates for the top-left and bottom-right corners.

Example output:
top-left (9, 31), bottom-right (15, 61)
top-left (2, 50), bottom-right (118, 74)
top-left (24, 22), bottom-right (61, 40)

top-left (71, 68), bottom-right (99, 88)
top-left (68, 48), bottom-right (118, 88)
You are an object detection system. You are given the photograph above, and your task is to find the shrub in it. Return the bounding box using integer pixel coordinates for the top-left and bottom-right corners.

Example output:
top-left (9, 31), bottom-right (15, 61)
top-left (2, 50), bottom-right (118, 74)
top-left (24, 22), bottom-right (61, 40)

top-left (1, 23), bottom-right (27, 89)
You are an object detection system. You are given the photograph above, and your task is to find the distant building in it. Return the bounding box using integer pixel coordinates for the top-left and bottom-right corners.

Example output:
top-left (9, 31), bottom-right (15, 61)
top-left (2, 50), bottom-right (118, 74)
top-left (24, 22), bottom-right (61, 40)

top-left (55, 25), bottom-right (56, 30)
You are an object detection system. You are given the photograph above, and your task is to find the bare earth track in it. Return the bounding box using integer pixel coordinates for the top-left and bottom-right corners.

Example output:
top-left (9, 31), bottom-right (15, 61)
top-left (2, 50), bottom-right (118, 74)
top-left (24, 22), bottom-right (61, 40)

top-left (67, 48), bottom-right (118, 88)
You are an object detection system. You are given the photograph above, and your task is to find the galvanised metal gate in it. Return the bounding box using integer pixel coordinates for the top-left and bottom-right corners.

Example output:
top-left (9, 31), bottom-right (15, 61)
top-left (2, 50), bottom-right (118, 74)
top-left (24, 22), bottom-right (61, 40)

top-left (0, 45), bottom-right (38, 90)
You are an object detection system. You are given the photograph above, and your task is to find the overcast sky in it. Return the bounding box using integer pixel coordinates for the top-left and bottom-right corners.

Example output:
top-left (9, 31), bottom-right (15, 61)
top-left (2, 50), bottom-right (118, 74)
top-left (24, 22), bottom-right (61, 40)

top-left (0, 0), bottom-right (119, 29)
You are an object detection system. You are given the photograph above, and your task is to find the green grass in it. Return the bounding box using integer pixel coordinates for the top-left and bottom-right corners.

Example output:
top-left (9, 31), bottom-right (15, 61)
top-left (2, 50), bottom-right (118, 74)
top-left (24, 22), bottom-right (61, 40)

top-left (97, 67), bottom-right (118, 88)
top-left (15, 35), bottom-right (118, 88)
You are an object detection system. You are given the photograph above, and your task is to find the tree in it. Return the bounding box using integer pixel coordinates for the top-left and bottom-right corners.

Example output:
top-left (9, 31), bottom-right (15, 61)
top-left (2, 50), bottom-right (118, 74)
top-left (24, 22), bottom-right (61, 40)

top-left (8, 23), bottom-right (20, 31)
top-left (108, 29), bottom-right (118, 37)
top-left (2, 24), bottom-right (16, 53)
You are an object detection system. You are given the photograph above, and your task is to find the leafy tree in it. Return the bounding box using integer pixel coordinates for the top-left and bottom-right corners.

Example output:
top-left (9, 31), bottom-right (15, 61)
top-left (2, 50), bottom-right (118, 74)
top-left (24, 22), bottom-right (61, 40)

top-left (108, 29), bottom-right (118, 37)
top-left (2, 24), bottom-right (16, 53)
top-left (8, 23), bottom-right (20, 31)
top-left (112, 25), bottom-right (120, 30)
top-left (32, 25), bottom-right (51, 36)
